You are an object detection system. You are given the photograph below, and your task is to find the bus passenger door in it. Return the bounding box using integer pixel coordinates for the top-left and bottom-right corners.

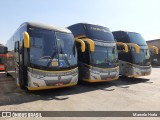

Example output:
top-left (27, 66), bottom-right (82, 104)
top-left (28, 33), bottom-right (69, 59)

top-left (15, 41), bottom-right (26, 89)
top-left (14, 41), bottom-right (21, 86)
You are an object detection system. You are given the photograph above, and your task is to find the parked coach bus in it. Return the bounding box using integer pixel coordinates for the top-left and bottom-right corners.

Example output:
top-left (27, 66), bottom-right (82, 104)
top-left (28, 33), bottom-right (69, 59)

top-left (0, 44), bottom-right (7, 71)
top-left (147, 40), bottom-right (160, 66)
top-left (113, 31), bottom-right (153, 77)
top-left (68, 23), bottom-right (124, 82)
top-left (5, 22), bottom-right (78, 90)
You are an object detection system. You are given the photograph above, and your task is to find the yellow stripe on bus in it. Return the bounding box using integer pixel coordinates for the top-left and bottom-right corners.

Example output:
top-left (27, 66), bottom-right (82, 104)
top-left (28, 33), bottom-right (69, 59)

top-left (128, 73), bottom-right (151, 78)
top-left (28, 67), bottom-right (78, 73)
top-left (83, 77), bottom-right (118, 83)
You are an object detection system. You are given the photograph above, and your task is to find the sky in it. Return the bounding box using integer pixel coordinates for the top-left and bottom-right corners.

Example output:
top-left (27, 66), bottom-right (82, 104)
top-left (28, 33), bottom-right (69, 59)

top-left (0, 0), bottom-right (160, 45)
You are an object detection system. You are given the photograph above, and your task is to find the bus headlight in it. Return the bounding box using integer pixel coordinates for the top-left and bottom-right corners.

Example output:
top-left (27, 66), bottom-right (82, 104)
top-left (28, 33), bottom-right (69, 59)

top-left (33, 82), bottom-right (40, 87)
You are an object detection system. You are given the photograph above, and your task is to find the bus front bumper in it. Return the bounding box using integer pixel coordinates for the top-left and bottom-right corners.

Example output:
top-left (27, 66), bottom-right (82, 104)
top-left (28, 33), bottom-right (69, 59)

top-left (83, 77), bottom-right (119, 83)
top-left (27, 82), bottom-right (77, 91)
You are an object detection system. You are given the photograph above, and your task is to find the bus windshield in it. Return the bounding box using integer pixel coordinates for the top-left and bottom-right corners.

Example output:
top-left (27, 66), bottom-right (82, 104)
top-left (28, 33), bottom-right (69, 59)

top-left (132, 48), bottom-right (150, 66)
top-left (86, 24), bottom-right (115, 42)
top-left (91, 46), bottom-right (118, 68)
top-left (29, 28), bottom-right (77, 69)
top-left (128, 32), bottom-right (147, 45)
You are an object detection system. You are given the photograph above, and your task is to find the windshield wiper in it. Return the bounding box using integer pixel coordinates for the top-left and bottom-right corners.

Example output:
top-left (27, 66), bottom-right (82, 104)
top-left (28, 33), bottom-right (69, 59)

top-left (47, 50), bottom-right (57, 67)
top-left (59, 44), bottom-right (71, 68)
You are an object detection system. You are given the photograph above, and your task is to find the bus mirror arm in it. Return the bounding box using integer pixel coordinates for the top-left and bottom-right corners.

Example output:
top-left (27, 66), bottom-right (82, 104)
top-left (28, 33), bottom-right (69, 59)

top-left (82, 38), bottom-right (95, 52)
top-left (75, 38), bottom-right (86, 52)
top-left (24, 32), bottom-right (30, 48)
top-left (148, 45), bottom-right (159, 54)
top-left (126, 43), bottom-right (140, 53)
top-left (116, 42), bottom-right (128, 52)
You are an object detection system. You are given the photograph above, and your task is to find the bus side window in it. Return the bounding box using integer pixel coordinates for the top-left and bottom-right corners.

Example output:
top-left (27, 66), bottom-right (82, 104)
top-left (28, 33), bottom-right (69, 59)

top-left (14, 41), bottom-right (19, 52)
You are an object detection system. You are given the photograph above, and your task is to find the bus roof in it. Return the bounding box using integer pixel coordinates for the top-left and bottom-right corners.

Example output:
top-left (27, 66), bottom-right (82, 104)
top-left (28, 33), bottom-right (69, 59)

top-left (68, 23), bottom-right (110, 38)
top-left (113, 31), bottom-right (140, 34)
top-left (113, 31), bottom-right (147, 46)
top-left (21, 22), bottom-right (71, 33)
top-left (68, 23), bottom-right (109, 28)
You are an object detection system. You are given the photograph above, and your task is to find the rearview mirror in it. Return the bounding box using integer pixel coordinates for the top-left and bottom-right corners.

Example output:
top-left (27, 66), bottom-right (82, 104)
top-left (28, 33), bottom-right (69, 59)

top-left (24, 32), bottom-right (30, 48)
top-left (75, 38), bottom-right (85, 52)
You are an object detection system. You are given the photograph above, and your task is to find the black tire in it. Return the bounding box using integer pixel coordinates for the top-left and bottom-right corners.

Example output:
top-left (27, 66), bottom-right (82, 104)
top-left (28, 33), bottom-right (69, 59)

top-left (19, 84), bottom-right (28, 90)
top-left (5, 71), bottom-right (10, 77)
top-left (120, 75), bottom-right (128, 79)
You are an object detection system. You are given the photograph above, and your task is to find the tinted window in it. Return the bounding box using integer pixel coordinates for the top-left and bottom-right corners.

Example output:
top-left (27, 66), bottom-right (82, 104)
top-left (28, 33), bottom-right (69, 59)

top-left (128, 32), bottom-right (147, 45)
top-left (91, 45), bottom-right (118, 68)
top-left (113, 32), bottom-right (129, 43)
top-left (29, 28), bottom-right (77, 69)
top-left (132, 48), bottom-right (150, 66)
top-left (56, 32), bottom-right (77, 67)
top-left (30, 29), bottom-right (58, 67)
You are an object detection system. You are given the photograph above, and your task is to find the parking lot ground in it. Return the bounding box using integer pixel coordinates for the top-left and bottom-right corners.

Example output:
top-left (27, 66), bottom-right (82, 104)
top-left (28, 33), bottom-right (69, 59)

top-left (0, 67), bottom-right (160, 119)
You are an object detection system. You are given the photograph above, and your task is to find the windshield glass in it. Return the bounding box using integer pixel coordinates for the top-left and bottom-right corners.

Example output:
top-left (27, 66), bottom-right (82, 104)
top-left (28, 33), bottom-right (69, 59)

top-left (132, 48), bottom-right (150, 66)
top-left (128, 32), bottom-right (147, 45)
top-left (56, 32), bottom-right (77, 67)
top-left (29, 28), bottom-right (77, 69)
top-left (91, 45), bottom-right (118, 68)
top-left (86, 24), bottom-right (115, 42)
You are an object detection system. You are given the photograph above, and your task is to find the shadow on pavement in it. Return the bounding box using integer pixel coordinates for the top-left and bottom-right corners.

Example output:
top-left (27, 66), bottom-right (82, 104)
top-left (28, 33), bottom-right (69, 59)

top-left (0, 72), bottom-right (150, 106)
top-left (152, 66), bottom-right (160, 68)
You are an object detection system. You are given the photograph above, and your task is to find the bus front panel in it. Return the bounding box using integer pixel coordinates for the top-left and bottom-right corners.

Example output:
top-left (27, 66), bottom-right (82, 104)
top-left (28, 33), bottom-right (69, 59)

top-left (78, 41), bottom-right (119, 82)
top-left (119, 60), bottom-right (151, 77)
top-left (81, 63), bottom-right (119, 82)
top-left (26, 67), bottom-right (78, 90)
top-left (26, 27), bottom-right (78, 90)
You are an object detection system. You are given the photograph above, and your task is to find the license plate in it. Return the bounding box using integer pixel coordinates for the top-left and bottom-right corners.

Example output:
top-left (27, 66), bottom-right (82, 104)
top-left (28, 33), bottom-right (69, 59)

top-left (106, 78), bottom-right (112, 81)
top-left (56, 82), bottom-right (64, 86)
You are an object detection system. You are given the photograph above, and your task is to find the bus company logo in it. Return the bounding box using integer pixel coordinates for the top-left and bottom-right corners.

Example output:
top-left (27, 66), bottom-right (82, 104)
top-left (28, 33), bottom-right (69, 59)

top-left (2, 112), bottom-right (12, 117)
